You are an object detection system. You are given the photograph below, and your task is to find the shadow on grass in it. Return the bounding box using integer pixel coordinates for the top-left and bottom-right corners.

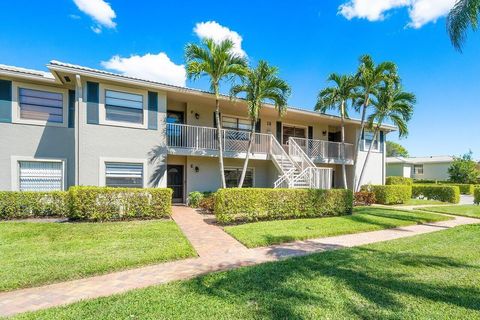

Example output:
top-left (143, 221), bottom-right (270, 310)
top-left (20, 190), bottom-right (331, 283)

top-left (186, 243), bottom-right (480, 319)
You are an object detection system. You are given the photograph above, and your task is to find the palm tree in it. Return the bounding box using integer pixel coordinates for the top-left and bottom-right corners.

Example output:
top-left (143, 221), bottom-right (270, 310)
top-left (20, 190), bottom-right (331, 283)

top-left (356, 81), bottom-right (415, 190)
top-left (447, 0), bottom-right (480, 51)
top-left (230, 61), bottom-right (291, 187)
top-left (316, 73), bottom-right (357, 189)
top-left (185, 38), bottom-right (247, 188)
top-left (353, 55), bottom-right (397, 191)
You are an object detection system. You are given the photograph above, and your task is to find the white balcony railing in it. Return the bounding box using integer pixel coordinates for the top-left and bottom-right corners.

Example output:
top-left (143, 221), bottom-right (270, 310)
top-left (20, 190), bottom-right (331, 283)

top-left (291, 137), bottom-right (354, 162)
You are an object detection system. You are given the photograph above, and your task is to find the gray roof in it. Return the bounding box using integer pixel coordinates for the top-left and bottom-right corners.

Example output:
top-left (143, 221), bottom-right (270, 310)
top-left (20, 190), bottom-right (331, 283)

top-left (386, 156), bottom-right (454, 164)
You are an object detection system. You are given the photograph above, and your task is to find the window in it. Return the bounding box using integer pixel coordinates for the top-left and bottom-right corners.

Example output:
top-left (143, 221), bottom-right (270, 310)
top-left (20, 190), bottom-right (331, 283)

top-left (363, 130), bottom-right (379, 151)
top-left (105, 162), bottom-right (144, 188)
top-left (19, 88), bottom-right (63, 123)
top-left (224, 168), bottom-right (254, 188)
top-left (105, 90), bottom-right (144, 124)
top-left (283, 125), bottom-right (306, 145)
top-left (222, 116), bottom-right (253, 131)
top-left (414, 164), bottom-right (424, 175)
top-left (18, 161), bottom-right (63, 191)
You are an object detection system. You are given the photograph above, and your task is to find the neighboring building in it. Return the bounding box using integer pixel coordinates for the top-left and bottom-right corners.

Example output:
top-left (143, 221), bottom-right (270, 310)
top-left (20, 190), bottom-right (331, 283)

top-left (386, 156), bottom-right (454, 181)
top-left (0, 61), bottom-right (395, 202)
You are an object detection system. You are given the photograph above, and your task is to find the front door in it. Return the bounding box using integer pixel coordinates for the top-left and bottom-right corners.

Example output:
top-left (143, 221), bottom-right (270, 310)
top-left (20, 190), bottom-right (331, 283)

top-left (167, 165), bottom-right (184, 203)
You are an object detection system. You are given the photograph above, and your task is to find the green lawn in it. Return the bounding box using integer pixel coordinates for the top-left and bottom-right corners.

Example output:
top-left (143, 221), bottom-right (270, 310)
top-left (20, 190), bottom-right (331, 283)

top-left (419, 205), bottom-right (480, 218)
top-left (396, 198), bottom-right (447, 206)
top-left (224, 207), bottom-right (449, 248)
top-left (0, 220), bottom-right (196, 292)
top-left (15, 224), bottom-right (480, 319)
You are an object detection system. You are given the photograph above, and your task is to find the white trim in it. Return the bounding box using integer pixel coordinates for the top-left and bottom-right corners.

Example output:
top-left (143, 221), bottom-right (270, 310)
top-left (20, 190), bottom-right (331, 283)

top-left (224, 166), bottom-right (255, 187)
top-left (362, 130), bottom-right (380, 152)
top-left (98, 157), bottom-right (148, 187)
top-left (98, 83), bottom-right (148, 129)
top-left (11, 81), bottom-right (68, 127)
top-left (10, 156), bottom-right (67, 191)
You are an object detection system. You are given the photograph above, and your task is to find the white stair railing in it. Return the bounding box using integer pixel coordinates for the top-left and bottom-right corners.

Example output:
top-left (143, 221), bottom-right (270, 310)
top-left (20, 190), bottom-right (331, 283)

top-left (271, 136), bottom-right (300, 188)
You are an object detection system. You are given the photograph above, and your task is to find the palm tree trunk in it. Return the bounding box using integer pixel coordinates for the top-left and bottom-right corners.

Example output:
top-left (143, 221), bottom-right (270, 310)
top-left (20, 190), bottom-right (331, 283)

top-left (340, 101), bottom-right (348, 189)
top-left (353, 97), bottom-right (369, 191)
top-left (238, 119), bottom-right (256, 188)
top-left (215, 96), bottom-right (226, 188)
top-left (356, 125), bottom-right (379, 191)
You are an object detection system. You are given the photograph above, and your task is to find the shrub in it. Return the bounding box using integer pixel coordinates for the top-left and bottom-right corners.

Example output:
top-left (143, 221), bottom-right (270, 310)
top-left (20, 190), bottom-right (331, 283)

top-left (214, 188), bottom-right (353, 224)
top-left (68, 186), bottom-right (172, 221)
top-left (354, 191), bottom-right (376, 206)
top-left (386, 176), bottom-right (413, 185)
top-left (0, 191), bottom-right (69, 219)
top-left (474, 188), bottom-right (480, 205)
top-left (199, 195), bottom-right (215, 212)
top-left (412, 185), bottom-right (460, 204)
top-left (444, 184), bottom-right (475, 195)
top-left (187, 191), bottom-right (204, 208)
top-left (413, 179), bottom-right (439, 184)
top-left (361, 185), bottom-right (412, 205)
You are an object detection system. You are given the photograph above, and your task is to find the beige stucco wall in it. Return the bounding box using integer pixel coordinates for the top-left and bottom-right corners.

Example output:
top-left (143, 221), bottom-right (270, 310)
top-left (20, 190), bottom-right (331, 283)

top-left (412, 162), bottom-right (451, 181)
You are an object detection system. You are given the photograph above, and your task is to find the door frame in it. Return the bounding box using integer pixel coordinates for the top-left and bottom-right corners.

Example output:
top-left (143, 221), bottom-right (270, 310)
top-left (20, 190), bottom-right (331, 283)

top-left (281, 123), bottom-right (308, 145)
top-left (167, 164), bottom-right (185, 203)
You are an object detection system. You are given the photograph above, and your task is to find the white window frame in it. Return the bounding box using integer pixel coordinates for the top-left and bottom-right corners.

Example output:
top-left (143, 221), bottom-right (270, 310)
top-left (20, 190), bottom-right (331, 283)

top-left (10, 156), bottom-right (67, 191)
top-left (413, 164), bottom-right (424, 175)
top-left (99, 83), bottom-right (148, 129)
top-left (12, 82), bottom-right (68, 127)
top-left (224, 166), bottom-right (255, 188)
top-left (99, 157), bottom-right (148, 187)
top-left (362, 130), bottom-right (379, 152)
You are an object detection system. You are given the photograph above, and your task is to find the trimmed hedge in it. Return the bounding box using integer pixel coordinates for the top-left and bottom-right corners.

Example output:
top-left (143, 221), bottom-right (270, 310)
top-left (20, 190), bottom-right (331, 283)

top-left (474, 188), bottom-right (480, 205)
top-left (68, 187), bottom-right (172, 221)
top-left (361, 185), bottom-right (412, 205)
top-left (412, 185), bottom-right (460, 204)
top-left (386, 176), bottom-right (413, 185)
top-left (443, 184), bottom-right (474, 195)
top-left (354, 191), bottom-right (376, 206)
top-left (0, 191), bottom-right (69, 219)
top-left (214, 188), bottom-right (353, 224)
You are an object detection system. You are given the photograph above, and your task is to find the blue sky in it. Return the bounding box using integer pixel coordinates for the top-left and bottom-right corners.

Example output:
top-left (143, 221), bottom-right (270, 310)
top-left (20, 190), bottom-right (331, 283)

top-left (0, 0), bottom-right (479, 157)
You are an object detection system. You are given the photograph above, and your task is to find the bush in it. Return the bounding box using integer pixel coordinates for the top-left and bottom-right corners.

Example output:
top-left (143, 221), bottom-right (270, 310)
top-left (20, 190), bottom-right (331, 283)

top-left (386, 176), bottom-right (413, 185)
top-left (354, 192), bottom-right (376, 206)
top-left (444, 184), bottom-right (475, 195)
top-left (0, 191), bottom-right (69, 219)
top-left (474, 188), bottom-right (480, 205)
top-left (412, 185), bottom-right (460, 204)
top-left (68, 187), bottom-right (172, 221)
top-left (199, 195), bottom-right (215, 212)
top-left (361, 185), bottom-right (412, 205)
top-left (187, 191), bottom-right (204, 208)
top-left (214, 188), bottom-right (353, 224)
top-left (413, 179), bottom-right (439, 184)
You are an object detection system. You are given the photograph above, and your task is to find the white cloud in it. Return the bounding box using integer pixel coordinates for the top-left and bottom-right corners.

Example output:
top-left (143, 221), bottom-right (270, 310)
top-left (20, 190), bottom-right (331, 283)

top-left (338, 0), bottom-right (458, 28)
top-left (193, 21), bottom-right (246, 57)
top-left (101, 53), bottom-right (186, 87)
top-left (73, 0), bottom-right (116, 33)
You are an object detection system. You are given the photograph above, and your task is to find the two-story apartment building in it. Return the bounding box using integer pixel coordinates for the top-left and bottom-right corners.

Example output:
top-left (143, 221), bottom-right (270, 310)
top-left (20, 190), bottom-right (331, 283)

top-left (0, 61), bottom-right (395, 202)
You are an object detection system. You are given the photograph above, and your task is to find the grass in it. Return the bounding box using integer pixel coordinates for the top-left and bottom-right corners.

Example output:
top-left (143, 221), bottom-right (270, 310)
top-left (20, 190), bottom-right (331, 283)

top-left (0, 220), bottom-right (196, 292)
top-left (15, 224), bottom-right (480, 319)
top-left (418, 205), bottom-right (480, 218)
top-left (223, 207), bottom-right (450, 248)
top-left (395, 198), bottom-right (447, 206)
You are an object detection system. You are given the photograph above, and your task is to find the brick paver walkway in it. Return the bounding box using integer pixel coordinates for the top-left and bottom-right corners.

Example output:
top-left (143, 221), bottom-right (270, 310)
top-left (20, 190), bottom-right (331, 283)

top-left (1, 206), bottom-right (479, 317)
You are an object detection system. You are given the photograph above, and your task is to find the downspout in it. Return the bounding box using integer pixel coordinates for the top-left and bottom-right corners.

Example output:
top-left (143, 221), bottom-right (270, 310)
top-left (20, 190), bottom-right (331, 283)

top-left (75, 75), bottom-right (82, 186)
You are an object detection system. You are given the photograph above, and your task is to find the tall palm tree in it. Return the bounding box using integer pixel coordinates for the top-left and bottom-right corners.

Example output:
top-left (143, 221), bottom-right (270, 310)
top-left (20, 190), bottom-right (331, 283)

top-left (447, 0), bottom-right (480, 51)
top-left (316, 73), bottom-right (357, 189)
top-left (230, 61), bottom-right (291, 187)
top-left (185, 38), bottom-right (247, 188)
top-left (356, 81), bottom-right (415, 190)
top-left (353, 55), bottom-right (397, 191)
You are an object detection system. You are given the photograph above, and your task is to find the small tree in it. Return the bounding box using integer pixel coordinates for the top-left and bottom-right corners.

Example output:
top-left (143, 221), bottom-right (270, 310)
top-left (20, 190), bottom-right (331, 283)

top-left (386, 141), bottom-right (409, 157)
top-left (448, 151), bottom-right (480, 183)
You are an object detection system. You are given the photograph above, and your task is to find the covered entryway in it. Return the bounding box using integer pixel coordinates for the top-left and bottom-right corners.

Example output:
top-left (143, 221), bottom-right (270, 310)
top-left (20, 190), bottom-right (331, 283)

top-left (167, 165), bottom-right (184, 203)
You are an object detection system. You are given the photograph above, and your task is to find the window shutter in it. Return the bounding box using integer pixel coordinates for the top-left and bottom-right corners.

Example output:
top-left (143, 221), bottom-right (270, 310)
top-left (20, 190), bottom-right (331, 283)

top-left (213, 112), bottom-right (221, 128)
top-left (68, 90), bottom-right (75, 128)
top-left (276, 121), bottom-right (282, 142)
top-left (148, 91), bottom-right (158, 130)
top-left (0, 79), bottom-right (12, 123)
top-left (308, 126), bottom-right (313, 139)
top-left (19, 161), bottom-right (63, 191)
top-left (361, 129), bottom-right (365, 140)
top-left (86, 81), bottom-right (99, 124)
top-left (255, 119), bottom-right (261, 133)
top-left (380, 130), bottom-right (384, 143)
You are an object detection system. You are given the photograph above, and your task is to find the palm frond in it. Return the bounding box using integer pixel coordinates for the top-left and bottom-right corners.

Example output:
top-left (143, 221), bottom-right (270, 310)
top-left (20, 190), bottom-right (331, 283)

top-left (447, 0), bottom-right (480, 51)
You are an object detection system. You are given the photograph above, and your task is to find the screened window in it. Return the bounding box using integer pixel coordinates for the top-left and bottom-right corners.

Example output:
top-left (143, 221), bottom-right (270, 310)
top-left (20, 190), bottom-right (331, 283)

top-left (105, 90), bottom-right (144, 124)
top-left (363, 131), bottom-right (379, 151)
top-left (222, 116), bottom-right (253, 131)
top-left (225, 168), bottom-right (254, 188)
top-left (414, 164), bottom-right (424, 175)
top-left (105, 162), bottom-right (143, 188)
top-left (19, 161), bottom-right (63, 191)
top-left (19, 88), bottom-right (63, 123)
top-left (283, 125), bottom-right (305, 145)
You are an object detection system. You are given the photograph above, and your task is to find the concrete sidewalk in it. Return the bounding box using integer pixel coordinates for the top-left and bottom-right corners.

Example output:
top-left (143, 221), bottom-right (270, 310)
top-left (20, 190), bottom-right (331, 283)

top-left (1, 206), bottom-right (478, 317)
